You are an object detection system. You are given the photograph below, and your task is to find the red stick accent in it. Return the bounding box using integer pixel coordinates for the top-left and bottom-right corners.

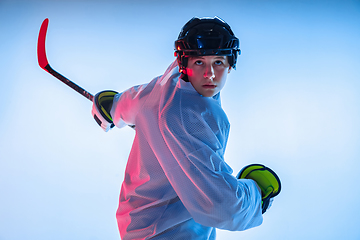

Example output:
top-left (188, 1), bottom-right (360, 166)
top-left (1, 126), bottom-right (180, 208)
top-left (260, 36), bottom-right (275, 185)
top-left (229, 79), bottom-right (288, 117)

top-left (37, 18), bottom-right (50, 70)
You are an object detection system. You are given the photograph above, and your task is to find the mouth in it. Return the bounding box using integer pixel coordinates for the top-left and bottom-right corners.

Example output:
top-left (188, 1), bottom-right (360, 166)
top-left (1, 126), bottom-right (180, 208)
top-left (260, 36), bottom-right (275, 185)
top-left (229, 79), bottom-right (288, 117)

top-left (203, 84), bottom-right (216, 89)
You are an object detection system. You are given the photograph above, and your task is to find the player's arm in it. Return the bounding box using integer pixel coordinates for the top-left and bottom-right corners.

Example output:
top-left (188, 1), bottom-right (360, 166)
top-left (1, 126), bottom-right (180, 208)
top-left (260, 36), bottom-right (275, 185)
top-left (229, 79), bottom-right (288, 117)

top-left (94, 61), bottom-right (178, 131)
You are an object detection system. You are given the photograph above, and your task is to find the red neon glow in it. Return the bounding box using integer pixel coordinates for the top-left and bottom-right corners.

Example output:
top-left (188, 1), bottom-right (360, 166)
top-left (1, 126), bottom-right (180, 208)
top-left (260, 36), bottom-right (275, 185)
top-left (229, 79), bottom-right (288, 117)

top-left (185, 68), bottom-right (193, 77)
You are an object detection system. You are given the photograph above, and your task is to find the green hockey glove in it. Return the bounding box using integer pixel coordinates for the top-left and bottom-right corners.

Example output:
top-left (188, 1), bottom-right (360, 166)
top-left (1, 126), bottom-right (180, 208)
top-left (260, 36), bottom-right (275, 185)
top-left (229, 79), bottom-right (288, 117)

top-left (92, 90), bottom-right (118, 132)
top-left (237, 164), bottom-right (281, 214)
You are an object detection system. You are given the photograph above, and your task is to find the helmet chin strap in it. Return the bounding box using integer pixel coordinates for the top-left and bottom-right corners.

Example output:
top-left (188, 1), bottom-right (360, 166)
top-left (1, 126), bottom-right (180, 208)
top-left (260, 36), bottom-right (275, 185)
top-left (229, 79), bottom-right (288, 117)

top-left (179, 69), bottom-right (189, 82)
top-left (179, 66), bottom-right (186, 74)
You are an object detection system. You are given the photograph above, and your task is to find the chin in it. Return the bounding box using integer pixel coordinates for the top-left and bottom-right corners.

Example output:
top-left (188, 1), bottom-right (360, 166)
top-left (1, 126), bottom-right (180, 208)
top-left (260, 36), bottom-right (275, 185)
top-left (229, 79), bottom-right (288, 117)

top-left (201, 92), bottom-right (216, 97)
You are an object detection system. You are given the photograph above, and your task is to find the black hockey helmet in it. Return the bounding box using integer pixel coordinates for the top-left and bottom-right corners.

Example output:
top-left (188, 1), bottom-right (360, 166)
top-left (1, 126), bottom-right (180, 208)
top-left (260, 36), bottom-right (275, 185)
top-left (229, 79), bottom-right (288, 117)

top-left (174, 16), bottom-right (241, 74)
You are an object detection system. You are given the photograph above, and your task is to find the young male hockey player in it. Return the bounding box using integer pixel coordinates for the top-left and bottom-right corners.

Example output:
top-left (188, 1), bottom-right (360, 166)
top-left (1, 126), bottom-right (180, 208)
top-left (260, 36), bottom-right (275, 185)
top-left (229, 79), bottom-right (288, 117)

top-left (92, 16), bottom-right (280, 240)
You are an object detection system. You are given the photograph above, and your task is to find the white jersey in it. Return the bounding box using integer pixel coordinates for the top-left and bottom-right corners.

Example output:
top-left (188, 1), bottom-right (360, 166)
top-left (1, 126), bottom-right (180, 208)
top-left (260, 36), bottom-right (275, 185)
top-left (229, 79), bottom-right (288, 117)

top-left (111, 61), bottom-right (263, 240)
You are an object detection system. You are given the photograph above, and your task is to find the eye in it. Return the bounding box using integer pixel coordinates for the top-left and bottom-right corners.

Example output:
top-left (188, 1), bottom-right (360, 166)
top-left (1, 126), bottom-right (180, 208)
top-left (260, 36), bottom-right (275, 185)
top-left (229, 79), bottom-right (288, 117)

top-left (194, 60), bottom-right (203, 65)
top-left (214, 60), bottom-right (224, 66)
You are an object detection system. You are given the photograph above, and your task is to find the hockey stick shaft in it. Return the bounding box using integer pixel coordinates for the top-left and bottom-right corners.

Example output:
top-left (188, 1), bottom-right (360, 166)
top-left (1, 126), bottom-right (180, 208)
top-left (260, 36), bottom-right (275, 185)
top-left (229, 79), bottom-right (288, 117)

top-left (37, 18), bottom-right (94, 102)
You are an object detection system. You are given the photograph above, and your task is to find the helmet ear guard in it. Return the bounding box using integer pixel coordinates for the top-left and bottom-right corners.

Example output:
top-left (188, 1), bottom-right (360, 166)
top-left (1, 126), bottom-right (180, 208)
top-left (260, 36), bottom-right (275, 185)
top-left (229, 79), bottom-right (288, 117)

top-left (174, 16), bottom-right (241, 75)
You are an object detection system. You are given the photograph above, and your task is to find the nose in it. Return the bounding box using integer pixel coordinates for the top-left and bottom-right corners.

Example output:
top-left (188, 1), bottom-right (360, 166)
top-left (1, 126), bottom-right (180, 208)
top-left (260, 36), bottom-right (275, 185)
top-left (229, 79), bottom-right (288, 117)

top-left (204, 65), bottom-right (215, 80)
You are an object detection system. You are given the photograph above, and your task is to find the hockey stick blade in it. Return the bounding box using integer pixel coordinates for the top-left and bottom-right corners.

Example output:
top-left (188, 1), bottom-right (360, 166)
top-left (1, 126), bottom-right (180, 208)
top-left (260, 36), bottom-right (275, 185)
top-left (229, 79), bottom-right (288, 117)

top-left (37, 18), bottom-right (94, 102)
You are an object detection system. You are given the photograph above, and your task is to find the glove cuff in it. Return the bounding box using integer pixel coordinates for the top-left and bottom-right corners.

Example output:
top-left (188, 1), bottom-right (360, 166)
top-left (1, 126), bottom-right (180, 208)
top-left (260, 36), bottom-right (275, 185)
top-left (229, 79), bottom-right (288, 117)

top-left (92, 90), bottom-right (118, 131)
top-left (94, 90), bottom-right (118, 123)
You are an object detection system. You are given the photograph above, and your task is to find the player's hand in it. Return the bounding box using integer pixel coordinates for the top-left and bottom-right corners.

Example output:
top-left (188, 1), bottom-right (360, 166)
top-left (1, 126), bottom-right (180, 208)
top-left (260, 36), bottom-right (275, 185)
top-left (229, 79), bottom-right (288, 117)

top-left (237, 164), bottom-right (281, 214)
top-left (92, 90), bottom-right (118, 132)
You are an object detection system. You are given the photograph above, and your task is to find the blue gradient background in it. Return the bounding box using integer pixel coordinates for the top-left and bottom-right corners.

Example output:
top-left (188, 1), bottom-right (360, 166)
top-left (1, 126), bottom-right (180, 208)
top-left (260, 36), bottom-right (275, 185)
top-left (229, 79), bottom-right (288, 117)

top-left (0, 0), bottom-right (359, 239)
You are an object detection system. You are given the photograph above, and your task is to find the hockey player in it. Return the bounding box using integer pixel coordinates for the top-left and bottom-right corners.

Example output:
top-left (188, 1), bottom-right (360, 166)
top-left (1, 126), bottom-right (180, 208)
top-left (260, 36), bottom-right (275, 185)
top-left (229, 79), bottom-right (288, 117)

top-left (92, 16), bottom-right (280, 240)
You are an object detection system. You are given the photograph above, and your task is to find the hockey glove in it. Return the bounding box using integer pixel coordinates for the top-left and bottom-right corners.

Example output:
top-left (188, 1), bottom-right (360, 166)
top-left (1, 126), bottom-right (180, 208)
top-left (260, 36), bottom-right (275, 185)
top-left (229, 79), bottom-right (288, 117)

top-left (92, 90), bottom-right (118, 132)
top-left (237, 164), bottom-right (281, 214)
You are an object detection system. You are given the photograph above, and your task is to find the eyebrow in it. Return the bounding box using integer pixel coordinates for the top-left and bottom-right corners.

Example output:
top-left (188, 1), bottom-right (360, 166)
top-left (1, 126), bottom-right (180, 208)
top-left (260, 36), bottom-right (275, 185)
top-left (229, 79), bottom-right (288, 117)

top-left (189, 56), bottom-right (226, 60)
top-left (214, 56), bottom-right (227, 60)
top-left (189, 56), bottom-right (205, 60)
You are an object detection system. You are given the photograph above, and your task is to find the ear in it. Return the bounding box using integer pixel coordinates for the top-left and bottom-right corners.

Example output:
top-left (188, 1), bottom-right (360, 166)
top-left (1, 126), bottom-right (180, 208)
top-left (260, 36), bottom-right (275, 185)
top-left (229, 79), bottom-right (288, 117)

top-left (228, 67), bottom-right (232, 74)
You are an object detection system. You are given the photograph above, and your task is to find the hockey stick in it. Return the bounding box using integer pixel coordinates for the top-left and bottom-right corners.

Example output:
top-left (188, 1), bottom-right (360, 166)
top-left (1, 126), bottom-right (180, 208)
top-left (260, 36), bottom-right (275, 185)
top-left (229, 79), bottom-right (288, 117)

top-left (37, 18), bottom-right (135, 129)
top-left (37, 18), bottom-right (94, 102)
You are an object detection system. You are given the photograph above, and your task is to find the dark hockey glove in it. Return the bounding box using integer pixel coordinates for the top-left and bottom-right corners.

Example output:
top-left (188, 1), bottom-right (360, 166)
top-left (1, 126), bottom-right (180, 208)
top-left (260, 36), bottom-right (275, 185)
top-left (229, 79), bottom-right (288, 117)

top-left (237, 164), bottom-right (281, 214)
top-left (92, 90), bottom-right (118, 132)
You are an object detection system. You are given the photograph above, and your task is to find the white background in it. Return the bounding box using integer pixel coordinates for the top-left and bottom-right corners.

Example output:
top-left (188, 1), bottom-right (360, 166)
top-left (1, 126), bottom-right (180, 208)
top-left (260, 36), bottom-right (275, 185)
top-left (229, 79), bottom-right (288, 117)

top-left (0, 0), bottom-right (359, 239)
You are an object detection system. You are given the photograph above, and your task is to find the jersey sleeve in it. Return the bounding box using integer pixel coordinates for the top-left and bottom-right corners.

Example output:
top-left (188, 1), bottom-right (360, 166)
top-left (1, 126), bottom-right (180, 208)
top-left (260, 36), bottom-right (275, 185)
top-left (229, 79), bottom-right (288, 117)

top-left (158, 92), bottom-right (263, 231)
top-left (111, 80), bottom-right (157, 128)
top-left (111, 61), bottom-right (179, 128)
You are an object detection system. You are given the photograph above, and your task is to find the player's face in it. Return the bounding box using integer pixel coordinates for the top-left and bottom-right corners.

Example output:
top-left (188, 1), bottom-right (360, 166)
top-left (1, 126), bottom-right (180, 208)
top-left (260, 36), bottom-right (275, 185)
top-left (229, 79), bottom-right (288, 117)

top-left (186, 55), bottom-right (231, 97)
